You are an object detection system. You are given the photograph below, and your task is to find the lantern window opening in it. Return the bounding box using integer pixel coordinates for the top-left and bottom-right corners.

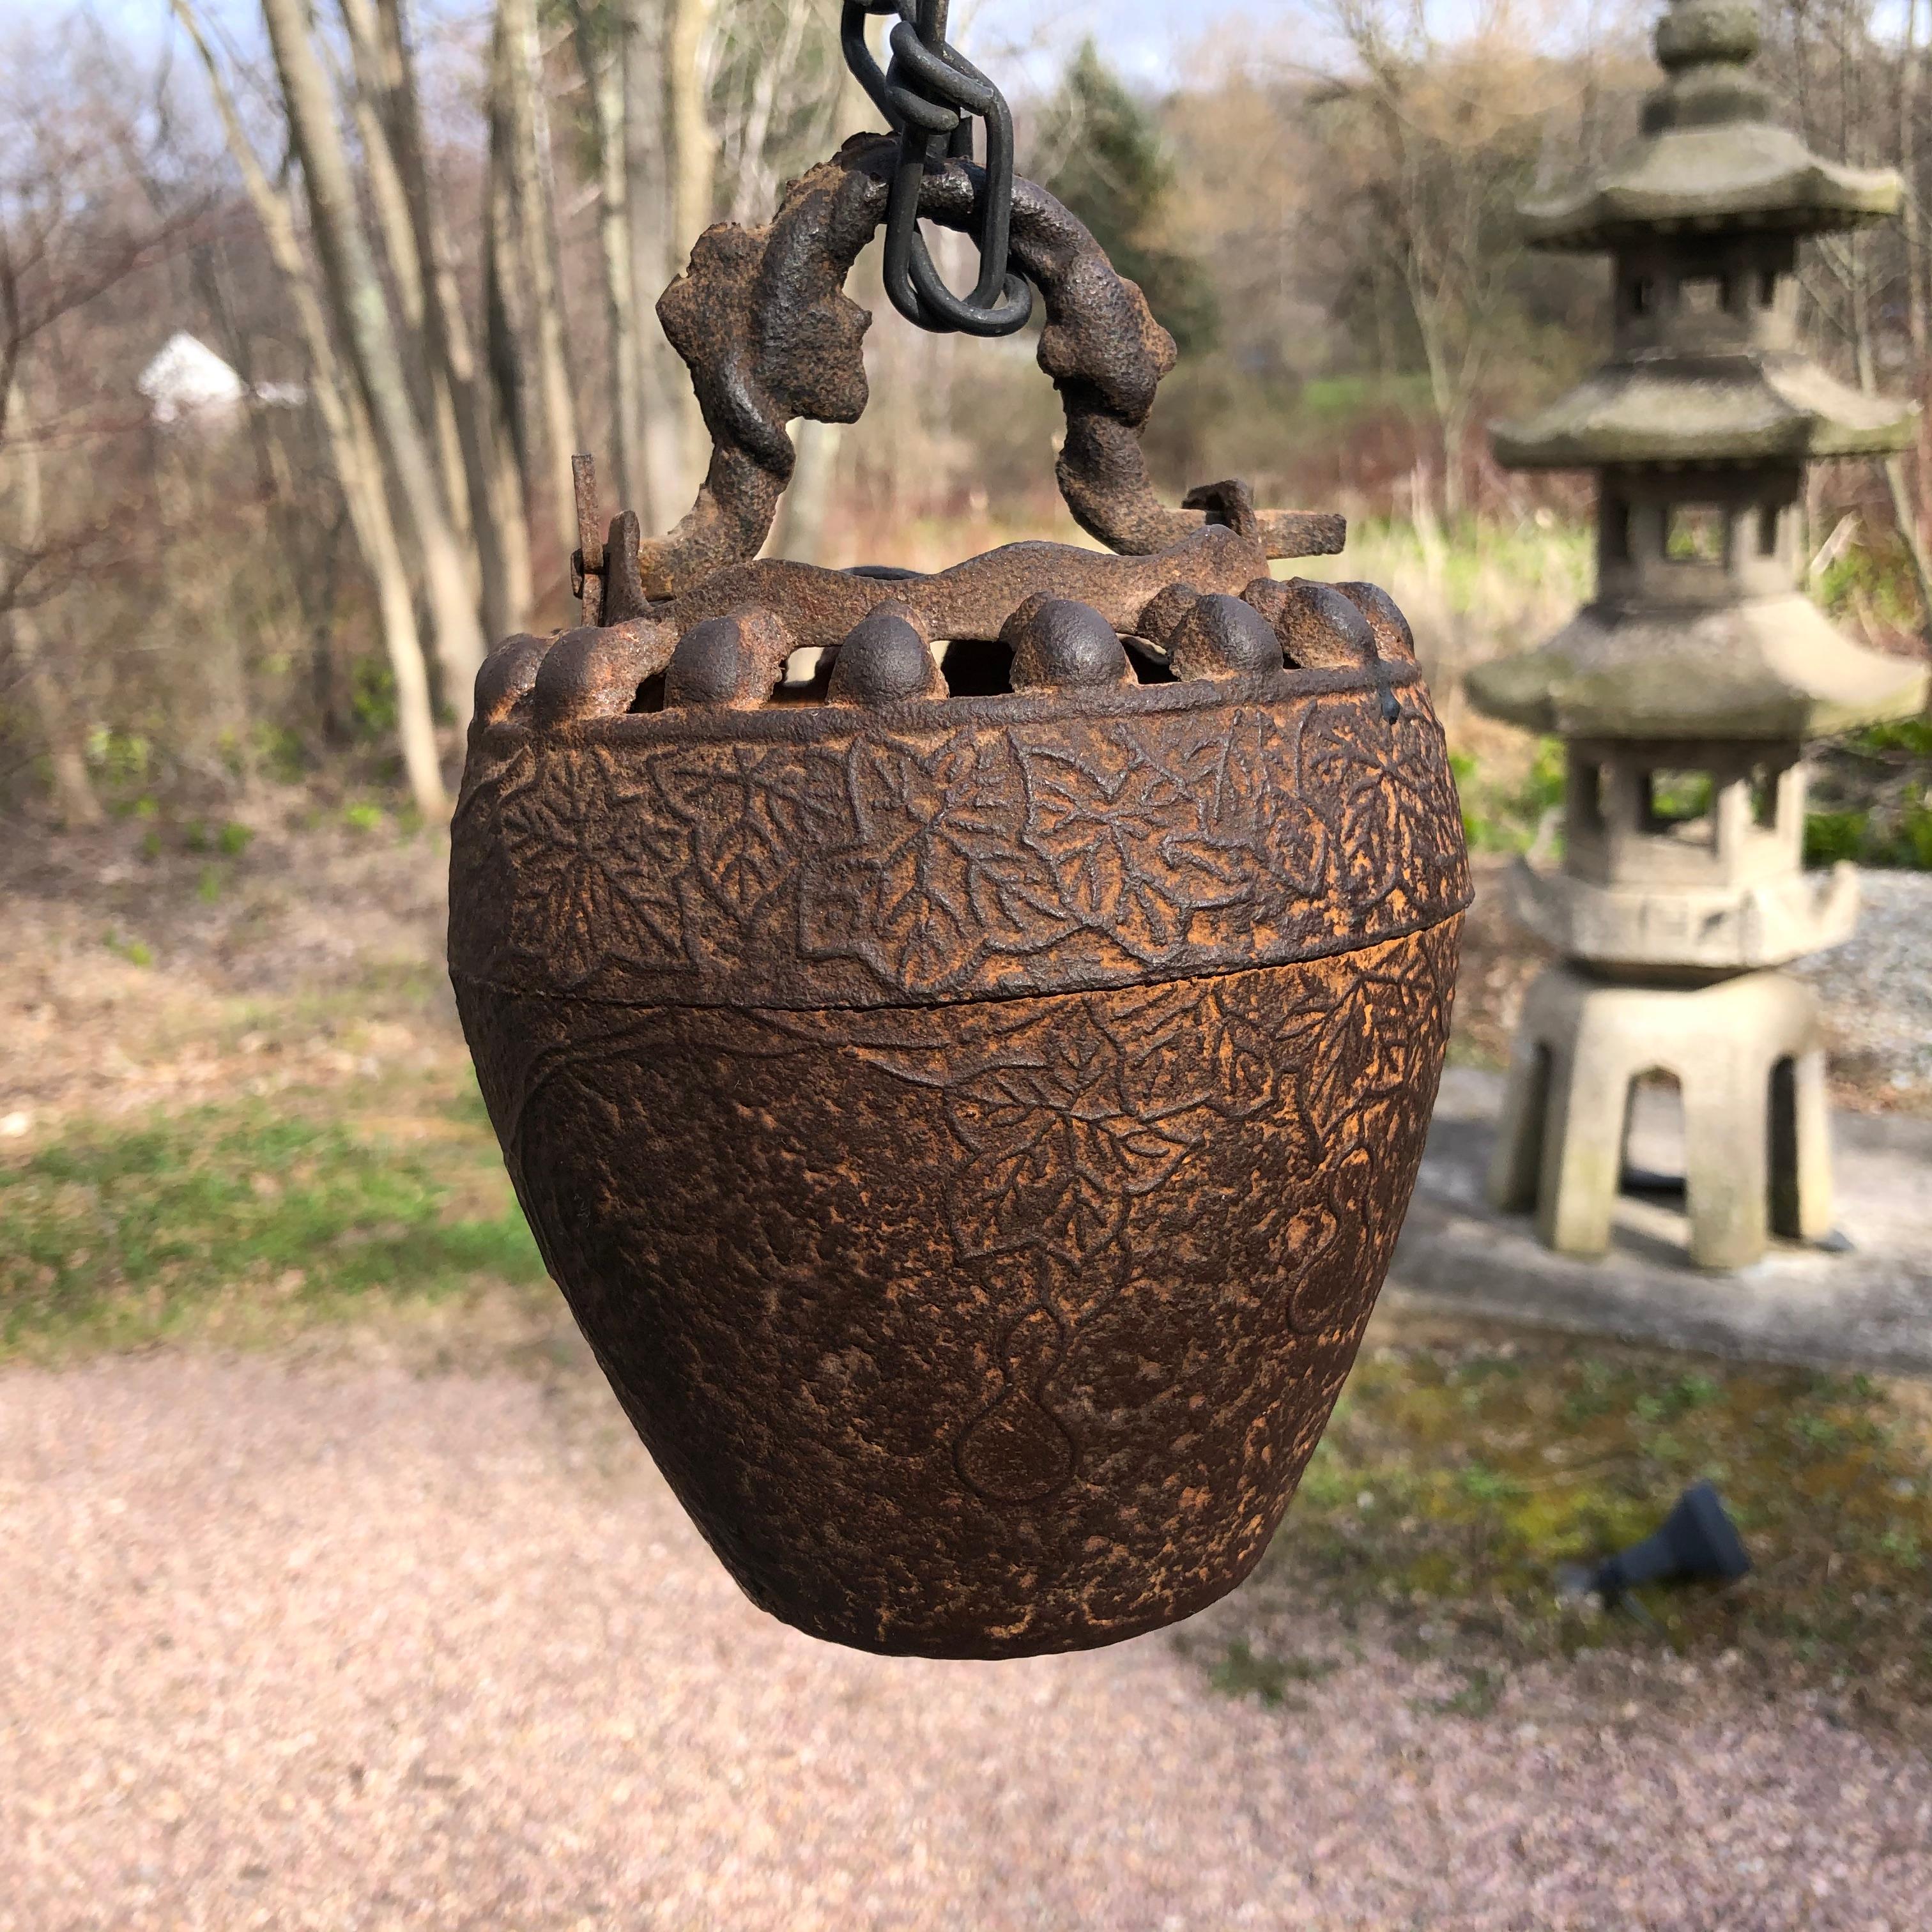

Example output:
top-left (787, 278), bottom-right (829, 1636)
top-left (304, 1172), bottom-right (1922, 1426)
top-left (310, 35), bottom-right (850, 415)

top-left (1663, 503), bottom-right (1728, 564)
top-left (1618, 1070), bottom-right (1687, 1204)
top-left (1758, 266), bottom-right (1778, 308)
top-left (1568, 753), bottom-right (1610, 835)
top-left (1643, 767), bottom-right (1715, 841)
top-left (1629, 275), bottom-right (1657, 317)
top-left (1748, 764), bottom-right (1781, 829)
top-left (1756, 502), bottom-right (1780, 557)
top-left (1604, 497), bottom-right (1632, 564)
top-left (1680, 273), bottom-right (1726, 315)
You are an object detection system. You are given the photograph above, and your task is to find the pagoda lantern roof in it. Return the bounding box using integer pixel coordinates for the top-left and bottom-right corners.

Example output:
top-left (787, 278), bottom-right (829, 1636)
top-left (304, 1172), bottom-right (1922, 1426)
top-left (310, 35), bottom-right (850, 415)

top-left (1465, 594), bottom-right (1927, 740)
top-left (1494, 355), bottom-right (1915, 468)
top-left (1520, 0), bottom-right (1899, 252)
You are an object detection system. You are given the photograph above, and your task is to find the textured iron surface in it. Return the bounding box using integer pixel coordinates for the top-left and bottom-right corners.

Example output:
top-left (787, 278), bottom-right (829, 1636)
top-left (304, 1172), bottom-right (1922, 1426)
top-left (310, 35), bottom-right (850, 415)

top-left (451, 668), bottom-right (1465, 1011)
top-left (457, 923), bottom-right (1458, 1658)
top-left (452, 657), bottom-right (1468, 1656)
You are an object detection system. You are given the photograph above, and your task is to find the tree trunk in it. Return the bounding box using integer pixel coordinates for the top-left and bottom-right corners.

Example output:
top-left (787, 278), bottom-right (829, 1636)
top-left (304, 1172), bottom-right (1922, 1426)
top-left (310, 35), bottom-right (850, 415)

top-left (1851, 255), bottom-right (1932, 641)
top-left (666, 0), bottom-right (717, 262)
top-left (4, 374), bottom-right (102, 827)
top-left (177, 0), bottom-right (447, 814)
top-left (623, 0), bottom-right (692, 525)
top-left (770, 418), bottom-right (839, 564)
top-left (357, 0), bottom-right (529, 642)
top-left (1898, 0), bottom-right (1932, 640)
top-left (498, 0), bottom-right (583, 568)
top-left (1440, 395), bottom-right (1469, 525)
top-left (1903, 0), bottom-right (1928, 360)
top-left (336, 0), bottom-right (473, 562)
top-left (9, 603), bottom-right (102, 827)
top-left (258, 0), bottom-right (486, 728)
top-left (570, 0), bottom-right (651, 526)
top-left (480, 111), bottom-right (540, 625)
top-left (484, 47), bottom-right (532, 511)
top-left (664, 0), bottom-right (717, 494)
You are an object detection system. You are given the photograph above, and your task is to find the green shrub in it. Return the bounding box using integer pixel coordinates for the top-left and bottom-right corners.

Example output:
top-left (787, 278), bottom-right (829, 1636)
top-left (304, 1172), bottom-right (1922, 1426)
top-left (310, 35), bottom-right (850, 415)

top-left (1804, 808), bottom-right (1869, 866)
top-left (1452, 737), bottom-right (1567, 852)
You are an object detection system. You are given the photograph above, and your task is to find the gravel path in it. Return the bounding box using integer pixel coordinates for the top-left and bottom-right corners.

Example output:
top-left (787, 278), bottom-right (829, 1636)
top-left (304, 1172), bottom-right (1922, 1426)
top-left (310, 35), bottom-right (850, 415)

top-left (1793, 867), bottom-right (1932, 1098)
top-left (4, 1352), bottom-right (1928, 1932)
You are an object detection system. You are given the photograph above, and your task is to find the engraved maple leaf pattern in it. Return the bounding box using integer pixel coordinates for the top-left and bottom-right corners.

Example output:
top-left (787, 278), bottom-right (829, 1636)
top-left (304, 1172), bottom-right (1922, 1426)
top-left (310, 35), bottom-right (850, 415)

top-left (799, 733), bottom-right (1057, 994)
top-left (447, 741), bottom-right (537, 982)
top-left (942, 1001), bottom-right (1204, 1276)
top-left (1248, 931), bottom-right (1456, 1333)
top-left (453, 684), bottom-right (1470, 1003)
top-left (654, 742), bottom-right (847, 935)
top-left (1197, 707), bottom-right (1333, 937)
top-left (1015, 732), bottom-right (1237, 962)
top-left (496, 747), bottom-right (680, 986)
top-left (1301, 695), bottom-right (1466, 914)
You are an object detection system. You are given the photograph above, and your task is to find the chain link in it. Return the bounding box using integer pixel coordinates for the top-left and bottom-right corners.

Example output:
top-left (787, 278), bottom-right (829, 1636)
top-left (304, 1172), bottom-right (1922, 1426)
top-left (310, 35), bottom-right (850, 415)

top-left (840, 0), bottom-right (1033, 337)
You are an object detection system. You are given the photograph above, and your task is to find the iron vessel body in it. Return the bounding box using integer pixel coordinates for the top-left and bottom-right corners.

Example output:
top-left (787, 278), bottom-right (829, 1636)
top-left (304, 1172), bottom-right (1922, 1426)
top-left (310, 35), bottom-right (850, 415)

top-left (450, 649), bottom-right (1468, 1656)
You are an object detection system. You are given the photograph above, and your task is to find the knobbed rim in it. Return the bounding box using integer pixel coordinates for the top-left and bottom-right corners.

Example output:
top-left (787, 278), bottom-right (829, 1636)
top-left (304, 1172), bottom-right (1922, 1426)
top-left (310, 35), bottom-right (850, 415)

top-left (466, 654), bottom-right (1417, 755)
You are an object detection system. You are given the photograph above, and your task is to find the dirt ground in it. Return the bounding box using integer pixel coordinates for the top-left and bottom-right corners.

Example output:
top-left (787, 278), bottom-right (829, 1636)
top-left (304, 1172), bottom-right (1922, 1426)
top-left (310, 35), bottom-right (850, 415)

top-left (4, 1340), bottom-right (1929, 1932)
top-left (5, 811), bottom-right (1932, 1930)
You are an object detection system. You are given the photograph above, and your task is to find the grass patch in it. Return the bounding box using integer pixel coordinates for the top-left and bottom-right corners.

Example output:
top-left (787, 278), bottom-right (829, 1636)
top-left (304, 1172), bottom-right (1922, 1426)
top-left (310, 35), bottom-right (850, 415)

top-left (0, 1080), bottom-right (545, 1359)
top-left (1206, 1637), bottom-right (1337, 1708)
top-left (1450, 737), bottom-right (1567, 854)
top-left (1427, 1664), bottom-right (1503, 1719)
top-left (1257, 1338), bottom-right (1932, 1698)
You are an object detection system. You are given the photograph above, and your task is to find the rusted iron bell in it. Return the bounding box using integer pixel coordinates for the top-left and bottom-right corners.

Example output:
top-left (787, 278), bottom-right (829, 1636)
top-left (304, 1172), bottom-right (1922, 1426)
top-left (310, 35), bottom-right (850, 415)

top-left (448, 130), bottom-right (1470, 1658)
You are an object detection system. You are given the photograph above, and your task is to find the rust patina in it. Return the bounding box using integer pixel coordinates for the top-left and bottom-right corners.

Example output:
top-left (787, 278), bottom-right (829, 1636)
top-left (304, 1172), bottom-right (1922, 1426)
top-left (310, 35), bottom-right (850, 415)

top-left (448, 136), bottom-right (1470, 1658)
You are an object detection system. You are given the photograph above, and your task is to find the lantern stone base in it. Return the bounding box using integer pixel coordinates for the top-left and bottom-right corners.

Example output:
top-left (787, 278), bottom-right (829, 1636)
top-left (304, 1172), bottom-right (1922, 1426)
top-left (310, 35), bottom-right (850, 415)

top-left (1506, 855), bottom-right (1858, 976)
top-left (1389, 1066), bottom-right (1932, 1379)
top-left (1489, 963), bottom-right (1830, 1269)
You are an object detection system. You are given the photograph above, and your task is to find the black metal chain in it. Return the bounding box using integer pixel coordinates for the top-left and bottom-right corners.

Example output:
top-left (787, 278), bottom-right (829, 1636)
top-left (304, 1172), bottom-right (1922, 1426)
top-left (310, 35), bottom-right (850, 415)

top-left (839, 0), bottom-right (1033, 337)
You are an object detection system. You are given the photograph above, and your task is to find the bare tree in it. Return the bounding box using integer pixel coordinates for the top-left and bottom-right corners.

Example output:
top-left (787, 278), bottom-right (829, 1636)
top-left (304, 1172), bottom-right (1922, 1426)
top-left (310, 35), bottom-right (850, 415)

top-left (0, 26), bottom-right (206, 822)
top-left (336, 0), bottom-right (530, 640)
top-left (496, 0), bottom-right (581, 565)
top-left (257, 0), bottom-right (487, 724)
top-left (623, 0), bottom-right (698, 518)
top-left (174, 0), bottom-right (448, 815)
top-left (1763, 0), bottom-right (1932, 633)
top-left (571, 0), bottom-right (652, 525)
top-left (3, 372), bottom-right (101, 825)
top-left (666, 0), bottom-right (719, 273)
top-left (335, 0), bottom-right (474, 565)
top-left (1309, 0), bottom-right (1561, 519)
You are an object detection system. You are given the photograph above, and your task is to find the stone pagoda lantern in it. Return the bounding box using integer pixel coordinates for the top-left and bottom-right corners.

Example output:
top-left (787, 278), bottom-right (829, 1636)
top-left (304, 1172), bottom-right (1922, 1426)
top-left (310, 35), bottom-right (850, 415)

top-left (1475, 0), bottom-right (1927, 1269)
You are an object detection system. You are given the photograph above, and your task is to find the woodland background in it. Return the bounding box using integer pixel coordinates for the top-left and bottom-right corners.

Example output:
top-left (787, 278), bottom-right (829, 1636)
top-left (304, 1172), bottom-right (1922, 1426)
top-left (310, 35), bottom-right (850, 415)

top-left (2, 0), bottom-right (1929, 855)
top-left (7, 15), bottom-right (1932, 1833)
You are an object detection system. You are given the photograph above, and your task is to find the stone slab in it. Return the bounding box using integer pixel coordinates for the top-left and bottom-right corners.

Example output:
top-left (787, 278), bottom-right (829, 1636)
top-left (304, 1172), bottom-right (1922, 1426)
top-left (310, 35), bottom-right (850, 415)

top-left (1387, 1066), bottom-right (1932, 1376)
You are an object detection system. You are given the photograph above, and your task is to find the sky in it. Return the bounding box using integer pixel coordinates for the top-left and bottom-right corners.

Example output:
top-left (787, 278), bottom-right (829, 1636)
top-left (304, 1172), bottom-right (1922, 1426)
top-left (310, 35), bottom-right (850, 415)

top-left (30, 0), bottom-right (1311, 89)
top-left (33, 0), bottom-right (1931, 102)
top-left (966, 0), bottom-right (1257, 85)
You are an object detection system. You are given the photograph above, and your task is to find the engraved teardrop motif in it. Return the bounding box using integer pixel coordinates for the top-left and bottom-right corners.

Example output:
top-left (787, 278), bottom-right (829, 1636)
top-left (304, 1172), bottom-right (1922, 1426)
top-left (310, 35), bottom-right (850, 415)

top-left (955, 1307), bottom-right (1078, 1503)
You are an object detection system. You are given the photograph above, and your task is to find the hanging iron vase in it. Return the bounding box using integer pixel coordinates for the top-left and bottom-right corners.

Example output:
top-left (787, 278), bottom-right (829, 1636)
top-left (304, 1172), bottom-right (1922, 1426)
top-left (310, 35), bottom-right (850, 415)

top-left (448, 134), bottom-right (1470, 1658)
